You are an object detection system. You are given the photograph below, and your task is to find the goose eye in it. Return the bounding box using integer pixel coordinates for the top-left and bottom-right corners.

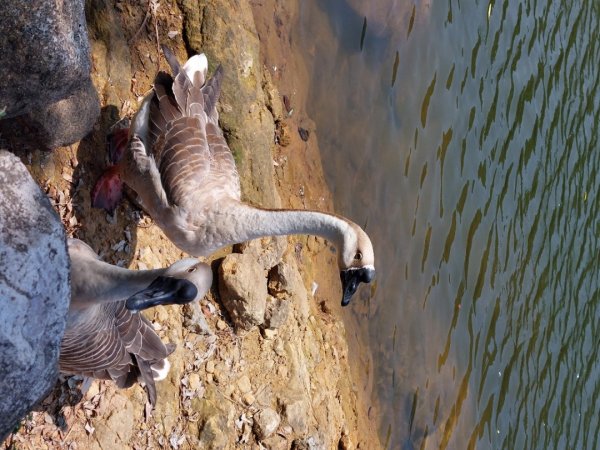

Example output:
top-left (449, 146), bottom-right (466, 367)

top-left (187, 266), bottom-right (197, 273)
top-left (354, 251), bottom-right (363, 261)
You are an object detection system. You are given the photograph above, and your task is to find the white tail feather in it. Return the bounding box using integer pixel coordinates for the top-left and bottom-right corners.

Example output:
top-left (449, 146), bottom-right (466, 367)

top-left (183, 54), bottom-right (208, 85)
top-left (152, 358), bottom-right (171, 381)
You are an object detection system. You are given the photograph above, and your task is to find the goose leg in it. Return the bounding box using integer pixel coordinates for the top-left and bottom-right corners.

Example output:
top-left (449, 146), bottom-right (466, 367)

top-left (91, 165), bottom-right (124, 212)
top-left (107, 127), bottom-right (130, 164)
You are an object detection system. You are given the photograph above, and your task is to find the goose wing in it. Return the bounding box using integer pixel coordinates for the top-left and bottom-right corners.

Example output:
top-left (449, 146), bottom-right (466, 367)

top-left (60, 303), bottom-right (172, 404)
top-left (149, 59), bottom-right (240, 210)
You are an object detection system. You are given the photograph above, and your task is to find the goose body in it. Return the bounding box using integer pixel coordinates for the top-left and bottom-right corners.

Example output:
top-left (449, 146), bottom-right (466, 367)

top-left (92, 47), bottom-right (375, 305)
top-left (62, 238), bottom-right (212, 405)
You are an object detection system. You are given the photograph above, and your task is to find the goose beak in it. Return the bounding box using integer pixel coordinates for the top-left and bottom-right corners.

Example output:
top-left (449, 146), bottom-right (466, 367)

top-left (125, 276), bottom-right (198, 312)
top-left (340, 266), bottom-right (376, 306)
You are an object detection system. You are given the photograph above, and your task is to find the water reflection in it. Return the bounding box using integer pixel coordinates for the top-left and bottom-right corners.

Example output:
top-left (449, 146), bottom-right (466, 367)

top-left (296, 0), bottom-right (599, 448)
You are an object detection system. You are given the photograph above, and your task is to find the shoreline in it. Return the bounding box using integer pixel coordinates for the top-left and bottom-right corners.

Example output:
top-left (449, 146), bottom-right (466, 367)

top-left (2, 0), bottom-right (381, 448)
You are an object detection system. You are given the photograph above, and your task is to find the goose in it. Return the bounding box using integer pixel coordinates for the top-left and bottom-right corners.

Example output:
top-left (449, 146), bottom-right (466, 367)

top-left (61, 238), bottom-right (212, 405)
top-left (92, 46), bottom-right (375, 306)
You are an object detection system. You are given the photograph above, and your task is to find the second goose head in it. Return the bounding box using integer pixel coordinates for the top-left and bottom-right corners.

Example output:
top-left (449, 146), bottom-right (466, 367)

top-left (126, 259), bottom-right (213, 312)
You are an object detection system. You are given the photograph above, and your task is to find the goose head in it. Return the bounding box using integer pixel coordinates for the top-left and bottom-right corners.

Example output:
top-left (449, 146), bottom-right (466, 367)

top-left (126, 259), bottom-right (213, 312)
top-left (339, 223), bottom-right (376, 306)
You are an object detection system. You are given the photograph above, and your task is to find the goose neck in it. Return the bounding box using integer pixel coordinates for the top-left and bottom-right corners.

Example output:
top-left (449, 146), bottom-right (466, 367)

top-left (71, 261), bottom-right (164, 308)
top-left (224, 202), bottom-right (350, 250)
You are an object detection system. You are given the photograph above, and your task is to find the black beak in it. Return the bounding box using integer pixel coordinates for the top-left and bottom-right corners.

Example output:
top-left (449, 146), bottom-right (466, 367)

top-left (340, 266), bottom-right (376, 306)
top-left (125, 276), bottom-right (198, 312)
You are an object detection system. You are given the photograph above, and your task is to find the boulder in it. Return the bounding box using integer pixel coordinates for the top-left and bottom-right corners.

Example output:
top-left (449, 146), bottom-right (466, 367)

top-left (0, 151), bottom-right (70, 440)
top-left (218, 253), bottom-right (267, 330)
top-left (0, 0), bottom-right (99, 147)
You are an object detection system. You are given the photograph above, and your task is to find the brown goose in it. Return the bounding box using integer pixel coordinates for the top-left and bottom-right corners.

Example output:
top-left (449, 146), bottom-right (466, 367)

top-left (62, 238), bottom-right (212, 405)
top-left (92, 47), bottom-right (375, 306)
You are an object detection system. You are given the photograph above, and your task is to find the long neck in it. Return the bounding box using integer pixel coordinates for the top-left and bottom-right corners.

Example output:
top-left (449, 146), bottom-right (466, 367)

top-left (212, 201), bottom-right (351, 253)
top-left (71, 259), bottom-right (164, 309)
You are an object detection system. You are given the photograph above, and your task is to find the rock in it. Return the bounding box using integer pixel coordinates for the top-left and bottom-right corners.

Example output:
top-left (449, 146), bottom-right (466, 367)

top-left (218, 253), bottom-right (267, 330)
top-left (0, 0), bottom-right (99, 146)
top-left (216, 319), bottom-right (227, 331)
top-left (264, 295), bottom-right (291, 329)
top-left (253, 408), bottom-right (280, 440)
top-left (277, 366), bottom-right (288, 379)
top-left (24, 78), bottom-right (100, 149)
top-left (183, 302), bottom-right (213, 335)
top-left (284, 399), bottom-right (309, 434)
top-left (205, 361), bottom-right (215, 374)
top-left (242, 393), bottom-right (255, 405)
top-left (291, 436), bottom-right (323, 450)
top-left (0, 151), bottom-right (69, 441)
top-left (237, 236), bottom-right (288, 270)
top-left (237, 375), bottom-right (252, 394)
top-left (261, 328), bottom-right (277, 340)
top-left (101, 396), bottom-right (135, 444)
top-left (338, 434), bottom-right (352, 450)
top-left (198, 415), bottom-right (231, 450)
top-left (189, 373), bottom-right (202, 392)
top-left (268, 259), bottom-right (310, 320)
top-left (262, 434), bottom-right (289, 450)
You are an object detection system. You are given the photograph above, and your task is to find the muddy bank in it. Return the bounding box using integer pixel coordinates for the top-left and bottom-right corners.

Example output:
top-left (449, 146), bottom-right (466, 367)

top-left (2, 0), bottom-right (380, 449)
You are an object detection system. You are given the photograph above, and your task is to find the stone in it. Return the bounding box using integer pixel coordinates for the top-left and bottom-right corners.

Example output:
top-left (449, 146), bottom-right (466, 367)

top-left (253, 408), bottom-right (280, 440)
top-left (261, 328), bottom-right (277, 340)
top-left (205, 360), bottom-right (215, 374)
top-left (103, 397), bottom-right (135, 443)
top-left (268, 259), bottom-right (310, 320)
top-left (189, 373), bottom-right (202, 392)
top-left (0, 151), bottom-right (69, 441)
top-left (218, 253), bottom-right (267, 330)
top-left (237, 375), bottom-right (252, 394)
top-left (284, 399), bottom-right (309, 434)
top-left (264, 295), bottom-right (291, 329)
top-left (237, 236), bottom-right (288, 271)
top-left (242, 393), bottom-right (255, 405)
top-left (0, 0), bottom-right (99, 147)
top-left (198, 415), bottom-right (231, 450)
top-left (24, 78), bottom-right (100, 148)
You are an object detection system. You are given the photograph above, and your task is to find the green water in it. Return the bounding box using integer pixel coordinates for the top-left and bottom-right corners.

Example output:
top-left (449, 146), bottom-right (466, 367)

top-left (296, 0), bottom-right (599, 448)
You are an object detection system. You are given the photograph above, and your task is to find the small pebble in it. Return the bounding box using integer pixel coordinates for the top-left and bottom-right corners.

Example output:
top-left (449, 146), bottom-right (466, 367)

top-left (262, 328), bottom-right (277, 340)
top-left (216, 319), bottom-right (227, 330)
top-left (206, 361), bottom-right (215, 373)
top-left (189, 373), bottom-right (201, 391)
top-left (237, 375), bottom-right (252, 394)
top-left (243, 393), bottom-right (255, 405)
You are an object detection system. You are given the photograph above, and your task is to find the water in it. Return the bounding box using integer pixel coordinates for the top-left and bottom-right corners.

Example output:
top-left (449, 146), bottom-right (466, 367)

top-left (295, 1), bottom-right (599, 448)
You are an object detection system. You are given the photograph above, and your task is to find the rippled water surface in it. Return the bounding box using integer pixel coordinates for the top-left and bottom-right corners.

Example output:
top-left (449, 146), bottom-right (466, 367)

top-left (295, 0), bottom-right (599, 448)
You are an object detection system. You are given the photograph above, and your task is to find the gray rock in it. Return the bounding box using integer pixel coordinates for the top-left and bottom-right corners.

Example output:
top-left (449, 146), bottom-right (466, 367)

top-left (253, 408), bottom-right (281, 440)
top-left (218, 253), bottom-right (267, 330)
top-left (0, 151), bottom-right (69, 441)
top-left (25, 78), bottom-right (100, 149)
top-left (0, 0), bottom-right (99, 146)
top-left (264, 295), bottom-right (290, 330)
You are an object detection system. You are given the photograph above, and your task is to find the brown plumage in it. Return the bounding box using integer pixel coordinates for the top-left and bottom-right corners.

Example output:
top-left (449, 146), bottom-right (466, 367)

top-left (92, 47), bottom-right (376, 306)
top-left (62, 239), bottom-right (213, 405)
